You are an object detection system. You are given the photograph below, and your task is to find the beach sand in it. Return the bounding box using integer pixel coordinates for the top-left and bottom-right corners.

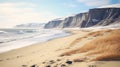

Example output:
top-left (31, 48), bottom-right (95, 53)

top-left (0, 29), bottom-right (120, 67)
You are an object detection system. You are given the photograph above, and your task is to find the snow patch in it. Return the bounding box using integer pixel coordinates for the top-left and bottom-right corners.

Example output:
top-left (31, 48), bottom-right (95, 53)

top-left (92, 19), bottom-right (99, 22)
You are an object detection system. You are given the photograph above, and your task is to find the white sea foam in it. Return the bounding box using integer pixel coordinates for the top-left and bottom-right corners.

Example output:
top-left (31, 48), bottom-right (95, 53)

top-left (0, 29), bottom-right (70, 53)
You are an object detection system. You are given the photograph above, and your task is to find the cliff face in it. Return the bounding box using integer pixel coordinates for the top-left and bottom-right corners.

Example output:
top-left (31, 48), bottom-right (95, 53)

top-left (44, 19), bottom-right (62, 28)
top-left (44, 8), bottom-right (120, 28)
top-left (72, 13), bottom-right (88, 27)
top-left (82, 8), bottom-right (120, 27)
top-left (58, 16), bottom-right (74, 28)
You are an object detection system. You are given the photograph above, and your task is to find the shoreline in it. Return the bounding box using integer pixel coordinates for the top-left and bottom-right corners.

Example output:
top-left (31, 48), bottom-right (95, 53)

top-left (0, 29), bottom-right (84, 67)
top-left (0, 29), bottom-right (120, 67)
top-left (0, 29), bottom-right (70, 54)
top-left (0, 33), bottom-right (71, 55)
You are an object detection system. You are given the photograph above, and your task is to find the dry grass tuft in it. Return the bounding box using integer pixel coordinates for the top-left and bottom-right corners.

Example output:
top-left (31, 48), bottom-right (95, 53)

top-left (69, 29), bottom-right (112, 47)
top-left (86, 29), bottom-right (112, 37)
top-left (73, 58), bottom-right (85, 62)
top-left (61, 29), bottom-right (120, 61)
top-left (92, 52), bottom-right (120, 61)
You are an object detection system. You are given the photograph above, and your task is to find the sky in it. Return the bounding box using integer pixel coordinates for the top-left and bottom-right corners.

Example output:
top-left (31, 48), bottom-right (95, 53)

top-left (0, 0), bottom-right (120, 28)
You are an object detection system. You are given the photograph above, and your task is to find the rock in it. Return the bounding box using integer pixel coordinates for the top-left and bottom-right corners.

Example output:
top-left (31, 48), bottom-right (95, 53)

top-left (66, 61), bottom-right (72, 64)
top-left (31, 64), bottom-right (36, 67)
top-left (42, 62), bottom-right (46, 64)
top-left (57, 59), bottom-right (61, 61)
top-left (46, 65), bottom-right (51, 67)
top-left (22, 65), bottom-right (27, 67)
top-left (61, 64), bottom-right (66, 67)
top-left (49, 60), bottom-right (55, 64)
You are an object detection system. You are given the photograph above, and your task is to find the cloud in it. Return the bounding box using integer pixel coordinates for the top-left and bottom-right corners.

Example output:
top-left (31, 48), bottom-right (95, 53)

top-left (98, 4), bottom-right (120, 8)
top-left (77, 0), bottom-right (110, 6)
top-left (0, 2), bottom-right (58, 28)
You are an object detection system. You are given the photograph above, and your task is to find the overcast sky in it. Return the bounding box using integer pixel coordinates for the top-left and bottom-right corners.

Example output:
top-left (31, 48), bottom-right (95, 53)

top-left (0, 0), bottom-right (120, 28)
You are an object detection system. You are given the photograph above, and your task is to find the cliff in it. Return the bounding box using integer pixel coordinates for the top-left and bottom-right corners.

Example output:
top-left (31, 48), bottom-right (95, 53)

top-left (44, 8), bottom-right (120, 28)
top-left (82, 8), bottom-right (120, 27)
top-left (58, 13), bottom-right (88, 28)
top-left (44, 18), bottom-right (63, 28)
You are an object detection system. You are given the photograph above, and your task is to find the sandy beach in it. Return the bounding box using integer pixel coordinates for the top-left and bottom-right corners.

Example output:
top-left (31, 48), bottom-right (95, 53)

top-left (0, 29), bottom-right (120, 67)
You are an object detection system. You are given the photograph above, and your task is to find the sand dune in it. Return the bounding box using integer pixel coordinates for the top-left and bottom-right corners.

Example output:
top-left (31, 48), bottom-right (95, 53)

top-left (61, 29), bottom-right (120, 61)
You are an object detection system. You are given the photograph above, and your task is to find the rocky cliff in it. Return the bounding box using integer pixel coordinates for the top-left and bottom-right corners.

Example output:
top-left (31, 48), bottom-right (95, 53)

top-left (58, 13), bottom-right (88, 28)
top-left (82, 8), bottom-right (120, 27)
top-left (44, 18), bottom-right (63, 28)
top-left (44, 8), bottom-right (120, 28)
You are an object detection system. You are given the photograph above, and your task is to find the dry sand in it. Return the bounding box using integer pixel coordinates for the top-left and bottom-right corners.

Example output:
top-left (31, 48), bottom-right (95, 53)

top-left (0, 29), bottom-right (120, 67)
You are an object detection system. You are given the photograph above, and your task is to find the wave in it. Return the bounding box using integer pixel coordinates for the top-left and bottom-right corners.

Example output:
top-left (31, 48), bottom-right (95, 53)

top-left (0, 29), bottom-right (70, 53)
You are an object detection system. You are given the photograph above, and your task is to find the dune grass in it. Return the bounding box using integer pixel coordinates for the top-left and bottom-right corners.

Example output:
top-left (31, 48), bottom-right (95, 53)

top-left (69, 29), bottom-right (112, 47)
top-left (61, 29), bottom-right (120, 61)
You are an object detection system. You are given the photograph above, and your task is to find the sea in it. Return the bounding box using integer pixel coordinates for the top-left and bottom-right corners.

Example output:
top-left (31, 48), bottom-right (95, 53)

top-left (0, 28), bottom-right (70, 53)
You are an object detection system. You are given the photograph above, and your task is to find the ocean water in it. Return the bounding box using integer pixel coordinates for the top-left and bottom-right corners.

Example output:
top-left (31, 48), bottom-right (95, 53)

top-left (0, 29), bottom-right (70, 53)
